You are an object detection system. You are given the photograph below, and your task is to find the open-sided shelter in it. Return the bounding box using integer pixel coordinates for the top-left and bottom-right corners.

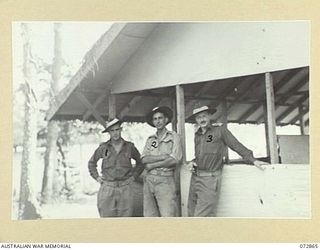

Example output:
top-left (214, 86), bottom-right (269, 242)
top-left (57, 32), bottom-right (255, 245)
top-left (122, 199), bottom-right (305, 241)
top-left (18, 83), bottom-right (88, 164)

top-left (47, 22), bottom-right (310, 217)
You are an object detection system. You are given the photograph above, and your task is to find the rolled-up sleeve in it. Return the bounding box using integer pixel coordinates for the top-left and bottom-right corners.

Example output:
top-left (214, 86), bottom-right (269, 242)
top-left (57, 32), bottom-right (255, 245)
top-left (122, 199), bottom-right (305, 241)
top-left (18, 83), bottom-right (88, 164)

top-left (169, 133), bottom-right (183, 163)
top-left (88, 145), bottom-right (104, 180)
top-left (141, 138), bottom-right (151, 159)
top-left (221, 126), bottom-right (255, 164)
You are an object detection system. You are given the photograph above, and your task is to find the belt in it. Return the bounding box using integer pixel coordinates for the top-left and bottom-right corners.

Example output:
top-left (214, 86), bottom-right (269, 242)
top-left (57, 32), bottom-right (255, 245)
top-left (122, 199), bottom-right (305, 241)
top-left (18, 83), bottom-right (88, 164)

top-left (193, 170), bottom-right (221, 177)
top-left (148, 169), bottom-right (174, 177)
top-left (101, 176), bottom-right (133, 187)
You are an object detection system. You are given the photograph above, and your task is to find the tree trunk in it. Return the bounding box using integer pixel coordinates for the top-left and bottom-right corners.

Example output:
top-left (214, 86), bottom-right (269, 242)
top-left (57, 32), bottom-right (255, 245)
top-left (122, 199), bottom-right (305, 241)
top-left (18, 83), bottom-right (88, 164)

top-left (41, 23), bottom-right (62, 203)
top-left (18, 23), bottom-right (42, 220)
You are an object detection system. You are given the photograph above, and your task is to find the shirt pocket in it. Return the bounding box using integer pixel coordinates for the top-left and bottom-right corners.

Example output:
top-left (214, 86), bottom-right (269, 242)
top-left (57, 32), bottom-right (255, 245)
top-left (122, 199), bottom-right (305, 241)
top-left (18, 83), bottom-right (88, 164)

top-left (203, 137), bottom-right (220, 154)
top-left (159, 139), bottom-right (173, 155)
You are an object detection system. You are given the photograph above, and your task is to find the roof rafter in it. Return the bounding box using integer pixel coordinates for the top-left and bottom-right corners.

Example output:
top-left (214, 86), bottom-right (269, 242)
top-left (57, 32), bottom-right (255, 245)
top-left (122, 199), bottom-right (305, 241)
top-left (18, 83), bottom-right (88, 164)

top-left (185, 81), bottom-right (216, 112)
top-left (82, 87), bottom-right (110, 121)
top-left (275, 94), bottom-right (309, 124)
top-left (287, 105), bottom-right (309, 124)
top-left (75, 92), bottom-right (106, 127)
top-left (46, 23), bottom-right (126, 121)
top-left (118, 96), bottom-right (144, 119)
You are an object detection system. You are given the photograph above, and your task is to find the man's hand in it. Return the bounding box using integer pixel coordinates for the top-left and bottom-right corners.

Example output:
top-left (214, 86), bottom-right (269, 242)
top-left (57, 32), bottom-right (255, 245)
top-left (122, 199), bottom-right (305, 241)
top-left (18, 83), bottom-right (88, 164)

top-left (186, 161), bottom-right (197, 173)
top-left (96, 176), bottom-right (104, 184)
top-left (253, 160), bottom-right (268, 171)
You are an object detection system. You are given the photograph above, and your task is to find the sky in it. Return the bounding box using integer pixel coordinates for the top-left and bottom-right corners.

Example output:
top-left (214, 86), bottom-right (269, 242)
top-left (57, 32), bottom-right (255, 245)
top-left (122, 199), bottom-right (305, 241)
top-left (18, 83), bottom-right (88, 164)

top-left (13, 22), bottom-right (113, 91)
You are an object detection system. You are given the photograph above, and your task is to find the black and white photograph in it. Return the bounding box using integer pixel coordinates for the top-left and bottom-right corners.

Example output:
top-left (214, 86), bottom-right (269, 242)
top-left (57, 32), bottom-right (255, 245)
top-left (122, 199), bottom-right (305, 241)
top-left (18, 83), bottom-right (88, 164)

top-left (12, 21), bottom-right (310, 220)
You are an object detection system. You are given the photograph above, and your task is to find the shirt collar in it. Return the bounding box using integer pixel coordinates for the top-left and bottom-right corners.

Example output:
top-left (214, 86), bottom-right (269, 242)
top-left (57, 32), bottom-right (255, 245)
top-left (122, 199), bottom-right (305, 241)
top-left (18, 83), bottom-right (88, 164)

top-left (150, 128), bottom-right (171, 140)
top-left (196, 124), bottom-right (214, 135)
top-left (106, 138), bottom-right (126, 147)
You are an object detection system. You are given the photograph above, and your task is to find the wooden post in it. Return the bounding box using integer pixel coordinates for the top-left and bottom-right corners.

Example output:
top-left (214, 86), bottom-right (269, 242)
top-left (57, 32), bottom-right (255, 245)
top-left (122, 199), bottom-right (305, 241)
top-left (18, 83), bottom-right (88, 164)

top-left (176, 85), bottom-right (186, 160)
top-left (221, 99), bottom-right (229, 163)
top-left (108, 93), bottom-right (116, 120)
top-left (171, 94), bottom-right (177, 132)
top-left (175, 85), bottom-right (186, 217)
top-left (299, 105), bottom-right (305, 135)
top-left (265, 72), bottom-right (279, 164)
top-left (263, 103), bottom-right (270, 159)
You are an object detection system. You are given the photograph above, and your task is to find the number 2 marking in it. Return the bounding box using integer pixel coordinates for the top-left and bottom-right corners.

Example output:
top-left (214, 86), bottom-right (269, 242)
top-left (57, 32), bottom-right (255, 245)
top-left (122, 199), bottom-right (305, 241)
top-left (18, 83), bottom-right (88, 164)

top-left (207, 135), bottom-right (213, 142)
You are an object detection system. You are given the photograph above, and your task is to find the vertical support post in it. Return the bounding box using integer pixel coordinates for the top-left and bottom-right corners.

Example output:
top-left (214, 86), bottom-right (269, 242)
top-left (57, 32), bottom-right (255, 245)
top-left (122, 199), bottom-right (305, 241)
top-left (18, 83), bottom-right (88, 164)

top-left (299, 105), bottom-right (305, 135)
top-left (108, 93), bottom-right (116, 120)
top-left (263, 103), bottom-right (270, 158)
top-left (176, 85), bottom-right (186, 160)
top-left (265, 72), bottom-right (279, 164)
top-left (175, 85), bottom-right (186, 217)
top-left (171, 93), bottom-right (177, 132)
top-left (221, 99), bottom-right (229, 163)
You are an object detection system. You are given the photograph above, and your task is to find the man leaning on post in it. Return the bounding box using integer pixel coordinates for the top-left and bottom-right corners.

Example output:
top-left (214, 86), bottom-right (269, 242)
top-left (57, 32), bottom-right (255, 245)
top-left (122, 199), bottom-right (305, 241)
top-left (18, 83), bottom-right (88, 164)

top-left (187, 104), bottom-right (268, 217)
top-left (141, 106), bottom-right (183, 217)
top-left (88, 118), bottom-right (144, 217)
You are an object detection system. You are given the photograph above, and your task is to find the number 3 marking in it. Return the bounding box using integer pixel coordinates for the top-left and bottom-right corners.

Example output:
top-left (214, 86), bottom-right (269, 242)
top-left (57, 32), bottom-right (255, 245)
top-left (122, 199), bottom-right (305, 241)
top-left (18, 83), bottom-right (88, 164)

top-left (207, 135), bottom-right (213, 142)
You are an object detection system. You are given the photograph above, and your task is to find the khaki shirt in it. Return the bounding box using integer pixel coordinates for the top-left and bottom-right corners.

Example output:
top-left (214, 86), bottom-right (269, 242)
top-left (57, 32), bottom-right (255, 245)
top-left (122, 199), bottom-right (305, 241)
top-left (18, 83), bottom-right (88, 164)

top-left (195, 123), bottom-right (255, 172)
top-left (142, 128), bottom-right (183, 170)
top-left (88, 138), bottom-right (143, 181)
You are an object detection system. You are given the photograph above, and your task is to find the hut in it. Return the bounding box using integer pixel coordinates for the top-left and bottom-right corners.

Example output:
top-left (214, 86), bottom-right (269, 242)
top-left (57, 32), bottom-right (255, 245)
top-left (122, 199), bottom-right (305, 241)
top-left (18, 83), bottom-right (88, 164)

top-left (47, 22), bottom-right (310, 217)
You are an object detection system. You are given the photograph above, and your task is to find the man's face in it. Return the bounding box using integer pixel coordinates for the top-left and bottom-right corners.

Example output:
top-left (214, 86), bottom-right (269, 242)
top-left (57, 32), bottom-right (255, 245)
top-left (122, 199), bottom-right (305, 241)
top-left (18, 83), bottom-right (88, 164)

top-left (195, 111), bottom-right (211, 128)
top-left (108, 123), bottom-right (122, 141)
top-left (152, 112), bottom-right (168, 130)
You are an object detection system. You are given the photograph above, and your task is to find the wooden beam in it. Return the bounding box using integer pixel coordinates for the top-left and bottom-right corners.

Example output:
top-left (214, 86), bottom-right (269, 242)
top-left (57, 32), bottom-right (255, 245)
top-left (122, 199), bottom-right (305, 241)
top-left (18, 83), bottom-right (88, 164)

top-left (75, 92), bottom-right (106, 127)
top-left (287, 105), bottom-right (308, 126)
top-left (175, 85), bottom-right (185, 217)
top-left (108, 93), bottom-right (116, 120)
top-left (299, 106), bottom-right (306, 135)
top-left (276, 74), bottom-right (309, 105)
top-left (46, 23), bottom-right (126, 121)
top-left (185, 82), bottom-right (215, 112)
top-left (276, 94), bottom-right (308, 124)
top-left (273, 68), bottom-right (302, 93)
top-left (221, 99), bottom-right (229, 163)
top-left (156, 89), bottom-right (175, 107)
top-left (82, 88), bottom-right (109, 121)
top-left (240, 69), bottom-right (308, 123)
top-left (215, 75), bottom-right (262, 121)
top-left (176, 85), bottom-right (186, 160)
top-left (118, 96), bottom-right (143, 119)
top-left (238, 103), bottom-right (260, 123)
top-left (226, 74), bottom-right (262, 112)
top-left (265, 72), bottom-right (279, 164)
top-left (263, 104), bottom-right (270, 158)
top-left (275, 90), bottom-right (308, 98)
top-left (171, 97), bottom-right (177, 132)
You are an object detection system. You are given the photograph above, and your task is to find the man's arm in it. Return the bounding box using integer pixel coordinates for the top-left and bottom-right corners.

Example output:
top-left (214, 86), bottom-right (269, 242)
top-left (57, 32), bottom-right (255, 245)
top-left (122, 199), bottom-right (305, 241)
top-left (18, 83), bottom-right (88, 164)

top-left (130, 144), bottom-right (145, 180)
top-left (221, 126), bottom-right (267, 171)
top-left (145, 157), bottom-right (177, 171)
top-left (145, 133), bottom-right (183, 171)
top-left (140, 137), bottom-right (169, 164)
top-left (141, 154), bottom-right (169, 164)
top-left (88, 145), bottom-right (104, 182)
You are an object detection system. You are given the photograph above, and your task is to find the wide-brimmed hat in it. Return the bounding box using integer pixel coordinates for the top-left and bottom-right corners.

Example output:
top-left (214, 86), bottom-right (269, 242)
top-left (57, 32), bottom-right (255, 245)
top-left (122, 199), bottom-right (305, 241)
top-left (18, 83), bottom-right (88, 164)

top-left (146, 106), bottom-right (173, 127)
top-left (102, 118), bottom-right (122, 133)
top-left (188, 105), bottom-right (217, 121)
